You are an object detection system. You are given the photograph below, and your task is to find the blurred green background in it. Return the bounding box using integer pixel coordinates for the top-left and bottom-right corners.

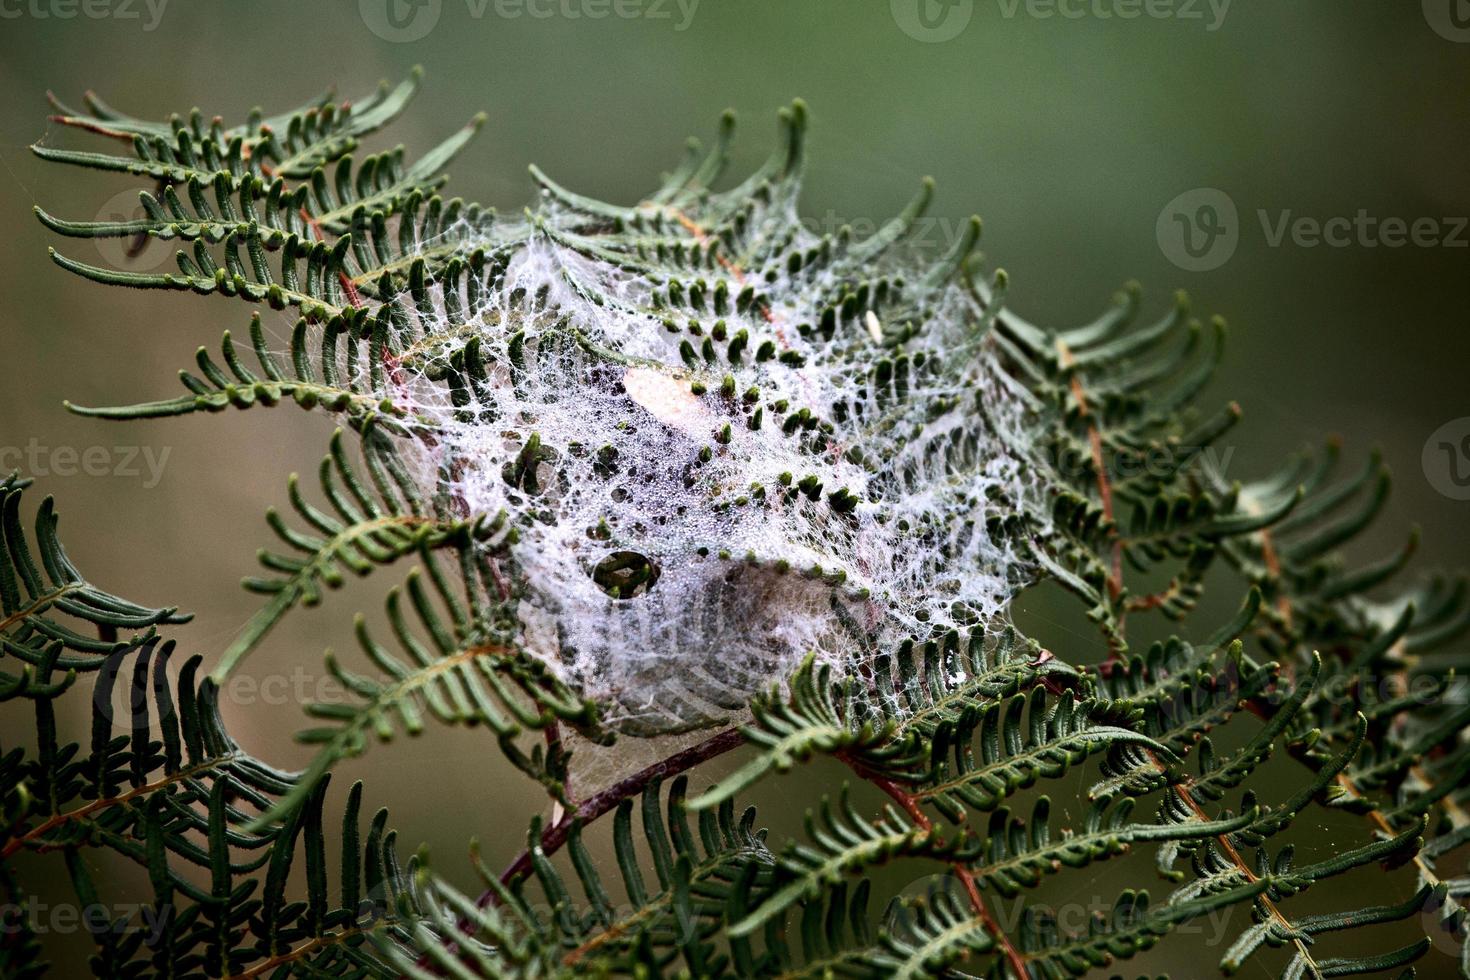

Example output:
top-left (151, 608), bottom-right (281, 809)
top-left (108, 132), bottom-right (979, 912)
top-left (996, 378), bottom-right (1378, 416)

top-left (1, 1), bottom-right (1469, 975)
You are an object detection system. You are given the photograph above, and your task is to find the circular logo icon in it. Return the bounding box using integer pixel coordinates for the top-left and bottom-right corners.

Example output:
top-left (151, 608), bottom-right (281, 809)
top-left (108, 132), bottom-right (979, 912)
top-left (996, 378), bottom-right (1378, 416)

top-left (1424, 0), bottom-right (1470, 42)
top-left (1156, 187), bottom-right (1239, 273)
top-left (360, 0), bottom-right (442, 42)
top-left (1419, 879), bottom-right (1467, 959)
top-left (891, 0), bottom-right (974, 42)
top-left (92, 188), bottom-right (175, 273)
top-left (1423, 417), bottom-right (1470, 500)
top-left (889, 873), bottom-right (974, 944)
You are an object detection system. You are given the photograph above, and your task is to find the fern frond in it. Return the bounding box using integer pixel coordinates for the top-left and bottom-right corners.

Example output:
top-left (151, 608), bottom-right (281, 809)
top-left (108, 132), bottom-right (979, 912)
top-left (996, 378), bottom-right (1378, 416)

top-left (1018, 883), bottom-right (1269, 979)
top-left (728, 787), bottom-right (975, 938)
top-left (216, 429), bottom-right (491, 679)
top-left (66, 312), bottom-right (422, 428)
top-left (259, 563), bottom-right (603, 828)
top-left (38, 70), bottom-right (420, 181)
top-left (0, 476), bottom-right (187, 673)
top-left (23, 71), bottom-right (1470, 980)
top-left (918, 687), bottom-right (1162, 823)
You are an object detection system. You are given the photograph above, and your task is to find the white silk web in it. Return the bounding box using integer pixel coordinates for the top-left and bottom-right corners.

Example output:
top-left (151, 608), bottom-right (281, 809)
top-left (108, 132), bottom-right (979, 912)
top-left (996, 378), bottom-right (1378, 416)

top-left (376, 204), bottom-right (1043, 736)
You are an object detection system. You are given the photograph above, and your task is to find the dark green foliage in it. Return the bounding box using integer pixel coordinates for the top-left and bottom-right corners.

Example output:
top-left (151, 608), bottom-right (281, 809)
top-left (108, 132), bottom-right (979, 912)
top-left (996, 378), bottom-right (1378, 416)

top-left (0, 482), bottom-right (421, 977)
top-left (6, 69), bottom-right (1467, 979)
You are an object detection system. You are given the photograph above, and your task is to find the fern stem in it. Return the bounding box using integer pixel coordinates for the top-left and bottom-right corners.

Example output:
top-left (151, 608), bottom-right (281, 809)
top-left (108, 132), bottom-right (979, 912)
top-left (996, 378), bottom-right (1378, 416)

top-left (1, 752), bottom-right (244, 859)
top-left (486, 725), bottom-right (747, 896)
top-left (1065, 350), bottom-right (1323, 976)
top-left (300, 201), bottom-right (366, 310)
top-left (225, 928), bottom-right (371, 980)
top-left (401, 727), bottom-right (749, 977)
top-left (845, 758), bottom-right (1029, 979)
top-left (1056, 342), bottom-right (1121, 603)
top-left (1256, 526), bottom-right (1293, 627)
top-left (1334, 717), bottom-right (1468, 929)
top-left (0, 581), bottom-right (86, 636)
top-left (1063, 335), bottom-right (1323, 974)
top-left (1172, 762), bottom-right (1324, 978)
top-left (1056, 341), bottom-right (1125, 663)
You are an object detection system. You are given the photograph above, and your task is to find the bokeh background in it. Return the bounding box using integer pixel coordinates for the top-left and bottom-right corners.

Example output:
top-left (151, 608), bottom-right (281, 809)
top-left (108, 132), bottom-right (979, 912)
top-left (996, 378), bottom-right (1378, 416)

top-left (1, 1), bottom-right (1469, 975)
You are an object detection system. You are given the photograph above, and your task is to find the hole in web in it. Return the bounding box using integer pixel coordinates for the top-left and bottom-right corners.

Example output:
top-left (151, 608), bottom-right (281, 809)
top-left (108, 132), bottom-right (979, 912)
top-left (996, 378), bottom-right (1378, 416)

top-left (591, 551), bottom-right (661, 600)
